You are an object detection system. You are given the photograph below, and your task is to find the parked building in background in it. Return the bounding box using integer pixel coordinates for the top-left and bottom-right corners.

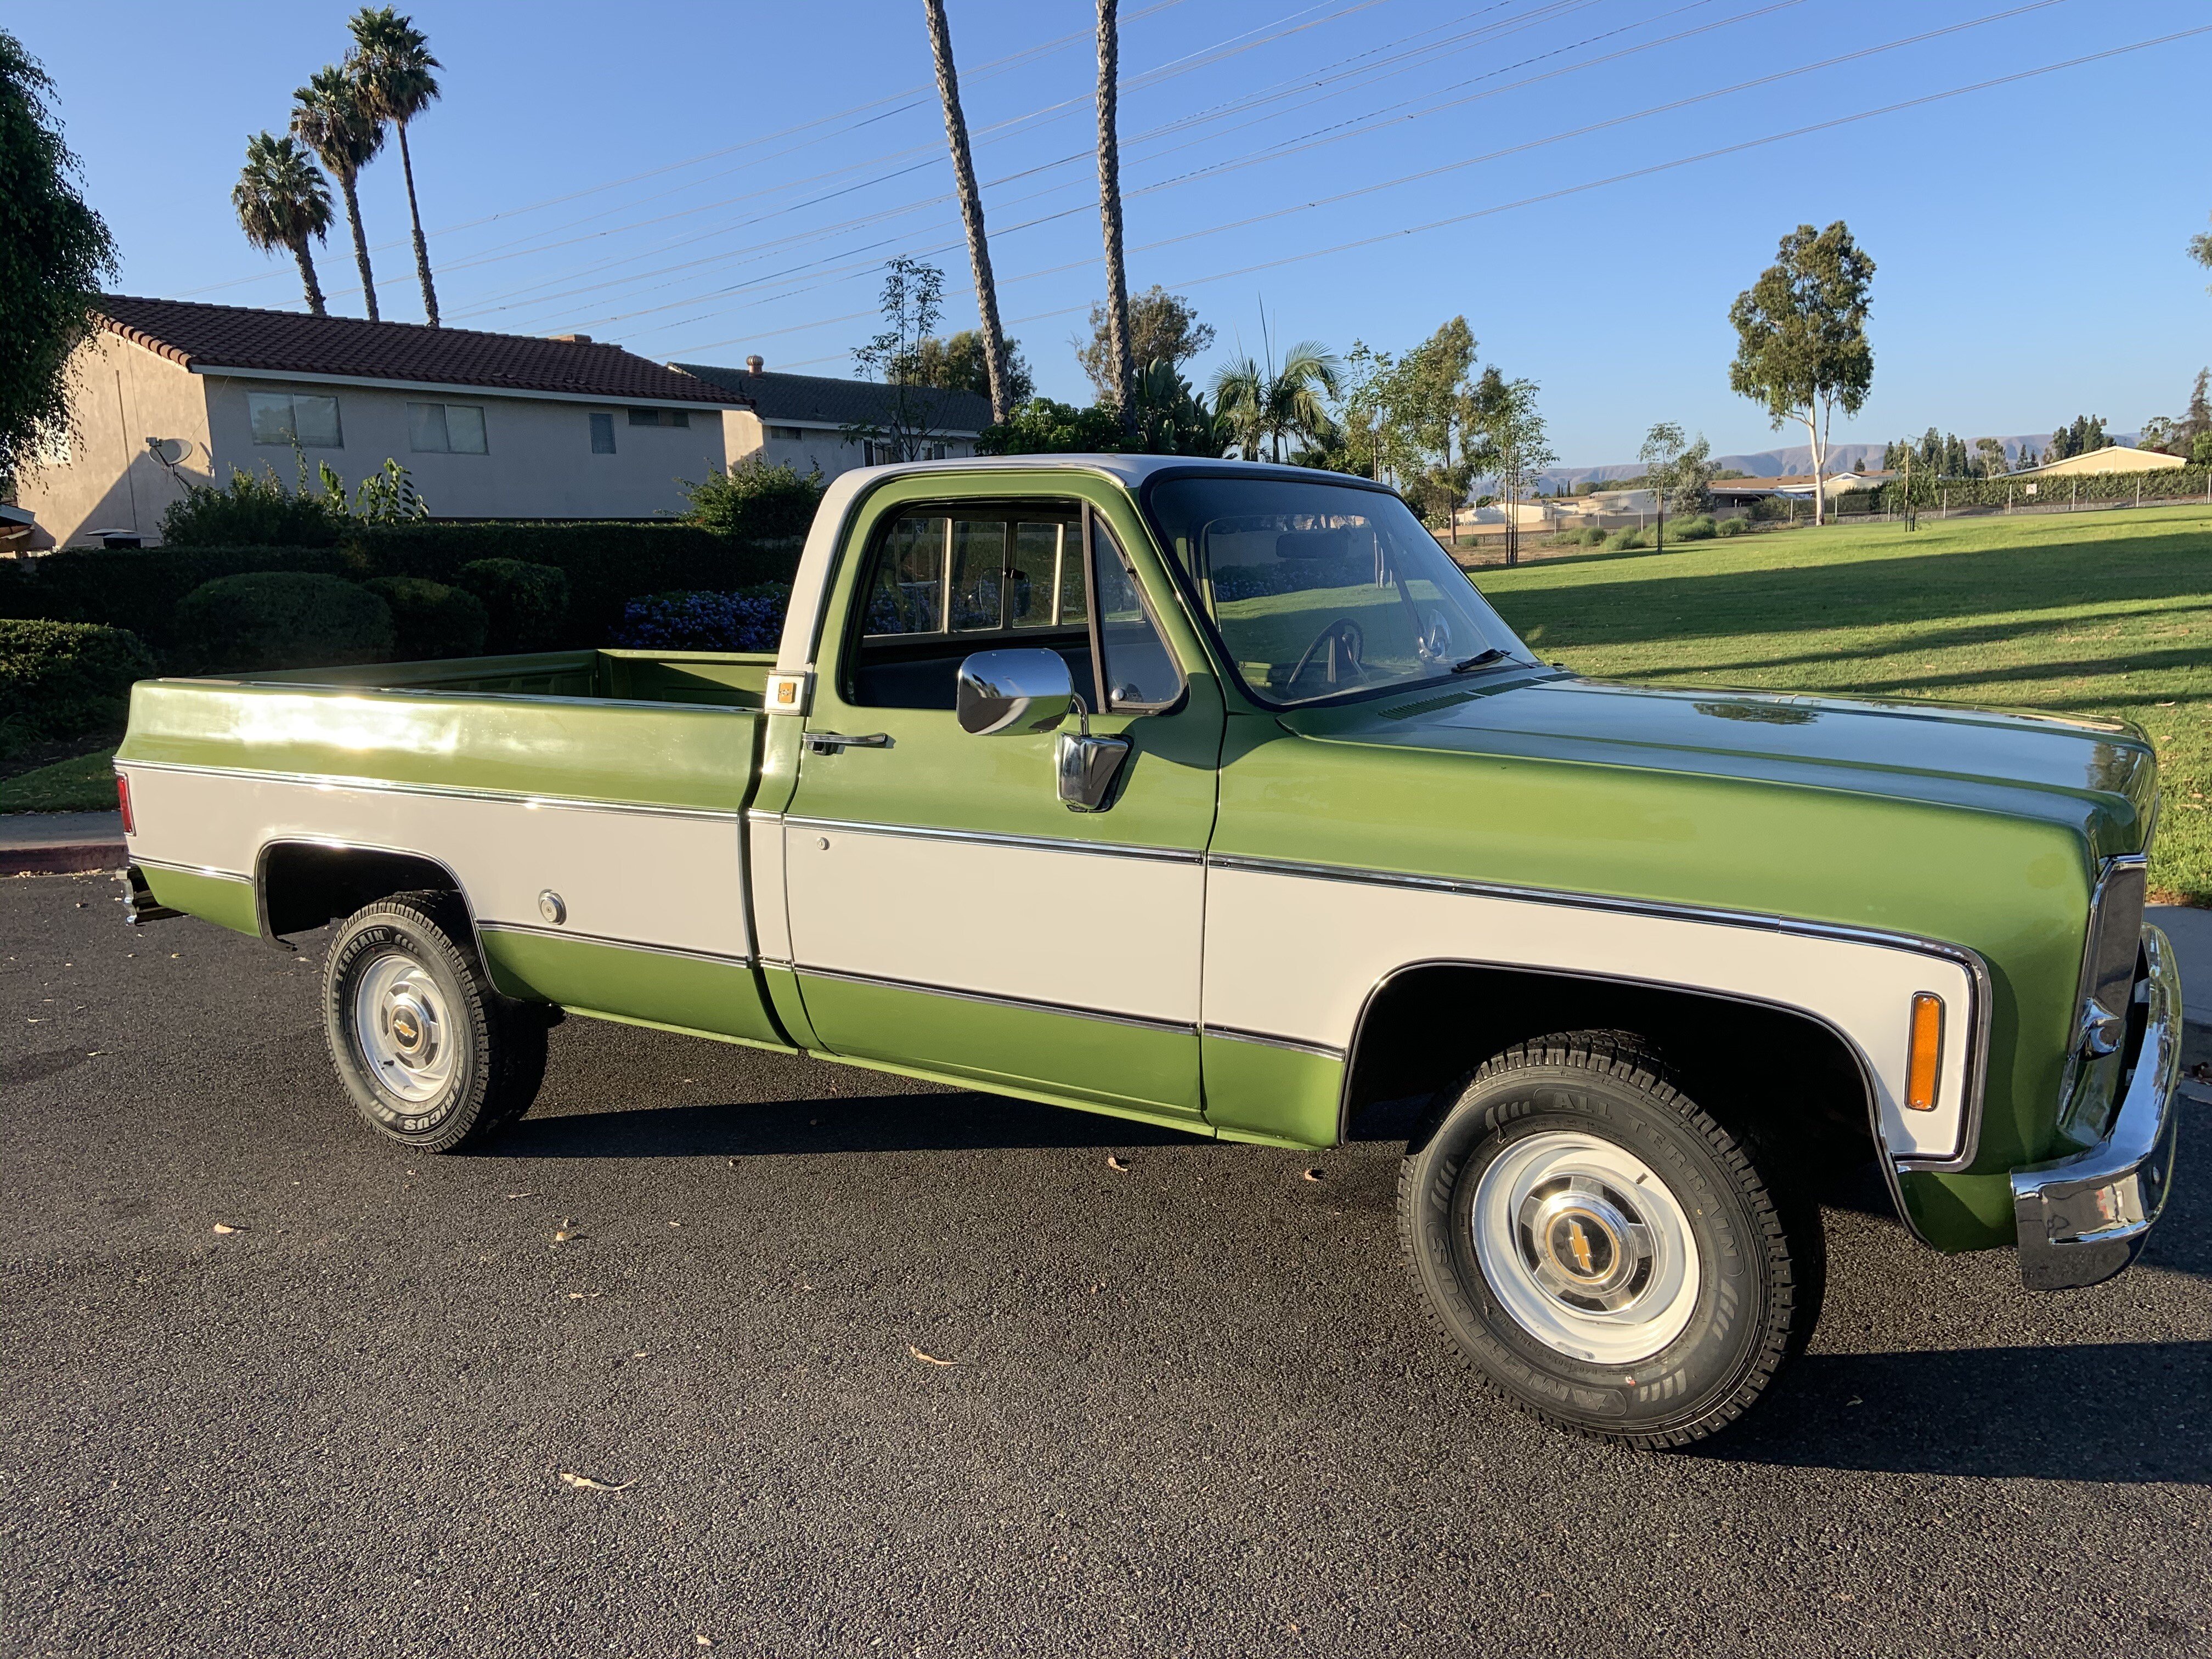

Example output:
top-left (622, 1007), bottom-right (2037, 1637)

top-left (673, 357), bottom-right (989, 481)
top-left (14, 297), bottom-right (755, 549)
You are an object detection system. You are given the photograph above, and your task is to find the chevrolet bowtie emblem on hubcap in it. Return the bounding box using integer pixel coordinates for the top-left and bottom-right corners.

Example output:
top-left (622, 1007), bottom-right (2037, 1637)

top-left (1567, 1218), bottom-right (1594, 1276)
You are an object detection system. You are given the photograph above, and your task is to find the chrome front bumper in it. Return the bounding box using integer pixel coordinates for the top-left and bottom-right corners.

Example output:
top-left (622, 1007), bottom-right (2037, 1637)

top-left (2011, 925), bottom-right (2185, 1290)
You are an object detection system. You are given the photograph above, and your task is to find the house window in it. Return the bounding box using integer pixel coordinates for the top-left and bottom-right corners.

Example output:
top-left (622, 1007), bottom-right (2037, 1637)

top-left (627, 407), bottom-right (691, 428)
top-left (407, 402), bottom-right (488, 455)
top-left (589, 412), bottom-right (616, 454)
top-left (249, 391), bottom-right (342, 448)
top-left (766, 425), bottom-right (808, 441)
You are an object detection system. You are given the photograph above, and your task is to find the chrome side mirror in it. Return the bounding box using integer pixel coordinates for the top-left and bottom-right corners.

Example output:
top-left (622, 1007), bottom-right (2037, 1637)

top-left (956, 648), bottom-right (1075, 737)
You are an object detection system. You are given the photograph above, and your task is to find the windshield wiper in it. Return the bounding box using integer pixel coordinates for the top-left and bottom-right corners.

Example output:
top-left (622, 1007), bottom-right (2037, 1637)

top-left (1450, 647), bottom-right (1512, 673)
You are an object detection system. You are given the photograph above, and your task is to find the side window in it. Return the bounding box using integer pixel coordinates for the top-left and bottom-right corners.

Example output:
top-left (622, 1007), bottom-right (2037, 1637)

top-left (249, 391), bottom-right (343, 448)
top-left (1091, 520), bottom-right (1181, 710)
top-left (589, 412), bottom-right (617, 454)
top-left (845, 503), bottom-right (1176, 713)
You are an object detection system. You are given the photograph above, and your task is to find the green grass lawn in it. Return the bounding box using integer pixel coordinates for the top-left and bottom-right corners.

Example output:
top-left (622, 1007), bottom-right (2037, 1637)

top-left (1473, 504), bottom-right (2212, 906)
top-left (0, 749), bottom-right (120, 814)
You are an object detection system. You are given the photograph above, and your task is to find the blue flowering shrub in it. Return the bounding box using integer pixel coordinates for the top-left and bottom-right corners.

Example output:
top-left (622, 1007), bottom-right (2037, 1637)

top-left (611, 583), bottom-right (792, 652)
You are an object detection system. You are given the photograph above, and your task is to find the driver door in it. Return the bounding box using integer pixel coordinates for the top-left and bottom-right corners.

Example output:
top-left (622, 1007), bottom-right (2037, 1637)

top-left (779, 490), bottom-right (1223, 1125)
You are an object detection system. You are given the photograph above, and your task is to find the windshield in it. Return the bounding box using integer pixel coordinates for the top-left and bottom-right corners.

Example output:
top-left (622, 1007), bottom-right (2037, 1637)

top-left (1145, 473), bottom-right (1530, 708)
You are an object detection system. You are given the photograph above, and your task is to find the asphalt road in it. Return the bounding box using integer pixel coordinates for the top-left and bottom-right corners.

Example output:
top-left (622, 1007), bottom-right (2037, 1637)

top-left (4, 870), bottom-right (2209, 1659)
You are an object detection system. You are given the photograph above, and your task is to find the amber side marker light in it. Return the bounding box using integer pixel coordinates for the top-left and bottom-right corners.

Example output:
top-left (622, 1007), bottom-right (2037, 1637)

top-left (1905, 992), bottom-right (1944, 1111)
top-left (115, 772), bottom-right (134, 835)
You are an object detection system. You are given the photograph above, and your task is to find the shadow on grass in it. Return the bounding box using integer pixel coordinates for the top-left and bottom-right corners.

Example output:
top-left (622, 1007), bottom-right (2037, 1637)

top-left (1491, 531), bottom-right (2212, 651)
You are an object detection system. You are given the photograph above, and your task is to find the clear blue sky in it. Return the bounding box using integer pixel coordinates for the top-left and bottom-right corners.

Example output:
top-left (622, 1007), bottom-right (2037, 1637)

top-left (12, 0), bottom-right (2211, 464)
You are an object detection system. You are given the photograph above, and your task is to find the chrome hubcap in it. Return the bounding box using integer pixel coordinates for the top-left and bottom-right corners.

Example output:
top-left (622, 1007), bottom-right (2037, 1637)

top-left (353, 952), bottom-right (455, 1104)
top-left (1471, 1132), bottom-right (1700, 1364)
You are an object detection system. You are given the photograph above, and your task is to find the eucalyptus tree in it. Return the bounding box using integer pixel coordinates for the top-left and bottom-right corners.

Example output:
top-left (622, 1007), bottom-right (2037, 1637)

top-left (1079, 286), bottom-right (1211, 398)
top-left (1470, 366), bottom-right (1554, 567)
top-left (2191, 213), bottom-right (2210, 292)
top-left (1211, 342), bottom-right (1342, 463)
top-left (1094, 0), bottom-right (1135, 427)
top-left (347, 7), bottom-right (441, 325)
top-left (0, 28), bottom-right (116, 487)
top-left (233, 133), bottom-right (335, 317)
top-left (291, 65), bottom-right (385, 320)
top-left (921, 0), bottom-right (1014, 423)
top-left (1727, 221), bottom-right (1874, 527)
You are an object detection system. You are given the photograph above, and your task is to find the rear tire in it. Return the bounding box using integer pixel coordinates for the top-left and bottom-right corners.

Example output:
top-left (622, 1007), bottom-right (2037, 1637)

top-left (322, 890), bottom-right (548, 1152)
top-left (1398, 1030), bottom-right (1822, 1447)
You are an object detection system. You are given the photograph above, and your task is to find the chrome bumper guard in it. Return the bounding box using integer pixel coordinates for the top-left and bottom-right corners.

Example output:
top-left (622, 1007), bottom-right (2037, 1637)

top-left (2011, 925), bottom-right (2184, 1290)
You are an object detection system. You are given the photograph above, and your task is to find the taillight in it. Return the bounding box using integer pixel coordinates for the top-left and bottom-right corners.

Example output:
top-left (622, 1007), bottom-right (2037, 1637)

top-left (1904, 992), bottom-right (1944, 1111)
top-left (116, 772), bottom-right (134, 835)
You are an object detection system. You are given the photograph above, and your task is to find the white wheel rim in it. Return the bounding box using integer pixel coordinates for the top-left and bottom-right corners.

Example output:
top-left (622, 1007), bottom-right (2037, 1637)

top-left (1470, 1131), bottom-right (1701, 1365)
top-left (353, 951), bottom-right (456, 1104)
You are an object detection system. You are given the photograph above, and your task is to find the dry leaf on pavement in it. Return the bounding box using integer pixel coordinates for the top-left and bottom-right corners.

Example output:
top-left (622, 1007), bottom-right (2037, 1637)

top-left (907, 1345), bottom-right (958, 1367)
top-left (557, 1471), bottom-right (634, 1492)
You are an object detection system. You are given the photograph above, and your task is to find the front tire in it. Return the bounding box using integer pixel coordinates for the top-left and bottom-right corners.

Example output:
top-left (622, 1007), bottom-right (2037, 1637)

top-left (322, 890), bottom-right (547, 1152)
top-left (1398, 1030), bottom-right (1822, 1447)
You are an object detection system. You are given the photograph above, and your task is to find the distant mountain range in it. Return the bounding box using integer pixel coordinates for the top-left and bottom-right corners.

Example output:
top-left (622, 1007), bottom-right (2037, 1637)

top-left (1539, 434), bottom-right (2139, 487)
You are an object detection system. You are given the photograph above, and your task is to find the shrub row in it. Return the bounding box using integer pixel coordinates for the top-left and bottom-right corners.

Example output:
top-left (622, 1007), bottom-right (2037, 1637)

top-left (1839, 464), bottom-right (2211, 514)
top-left (0, 619), bottom-right (157, 757)
top-left (0, 544), bottom-right (363, 648)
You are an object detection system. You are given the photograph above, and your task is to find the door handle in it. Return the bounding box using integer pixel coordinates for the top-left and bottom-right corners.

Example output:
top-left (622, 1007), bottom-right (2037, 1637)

top-left (803, 731), bottom-right (894, 755)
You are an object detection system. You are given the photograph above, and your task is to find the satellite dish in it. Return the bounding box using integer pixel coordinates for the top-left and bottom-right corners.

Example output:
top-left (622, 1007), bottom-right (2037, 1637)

top-left (146, 437), bottom-right (190, 467)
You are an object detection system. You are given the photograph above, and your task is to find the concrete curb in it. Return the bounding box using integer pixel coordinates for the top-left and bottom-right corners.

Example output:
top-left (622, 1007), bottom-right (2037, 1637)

top-left (7, 844), bottom-right (126, 876)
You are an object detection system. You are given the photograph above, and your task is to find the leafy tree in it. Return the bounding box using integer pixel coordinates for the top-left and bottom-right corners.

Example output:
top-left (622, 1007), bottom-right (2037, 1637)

top-left (347, 7), bottom-right (441, 325)
top-left (848, 257), bottom-right (960, 462)
top-left (1211, 341), bottom-right (1342, 462)
top-left (895, 330), bottom-right (1032, 403)
top-left (1396, 317), bottom-right (1478, 539)
top-left (922, 0), bottom-right (1014, 423)
top-left (1671, 434), bottom-right (1712, 517)
top-left (678, 455), bottom-right (823, 537)
top-left (1974, 437), bottom-right (2008, 477)
top-left (1728, 221), bottom-right (1875, 526)
top-left (1637, 422), bottom-right (1683, 550)
top-left (1078, 285), bottom-right (1214, 398)
top-left (233, 133), bottom-right (334, 315)
top-left (2181, 367), bottom-right (2210, 448)
top-left (974, 397), bottom-right (1126, 456)
top-left (2045, 415), bottom-right (2110, 462)
top-left (0, 30), bottom-right (117, 491)
top-left (1468, 366), bottom-right (1553, 567)
top-left (2191, 212), bottom-right (2211, 295)
top-left (291, 65), bottom-right (385, 320)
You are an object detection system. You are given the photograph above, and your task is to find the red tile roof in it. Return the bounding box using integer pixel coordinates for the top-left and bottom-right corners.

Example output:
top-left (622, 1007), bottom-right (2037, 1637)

top-left (95, 295), bottom-right (751, 407)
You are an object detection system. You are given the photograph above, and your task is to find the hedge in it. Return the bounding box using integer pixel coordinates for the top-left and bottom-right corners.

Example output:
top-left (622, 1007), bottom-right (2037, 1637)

top-left (363, 577), bottom-right (489, 661)
top-left (172, 573), bottom-right (394, 676)
top-left (1841, 464), bottom-right (2211, 515)
top-left (348, 521), bottom-right (802, 640)
top-left (0, 544), bottom-right (363, 650)
top-left (0, 619), bottom-right (157, 755)
top-left (455, 559), bottom-right (569, 653)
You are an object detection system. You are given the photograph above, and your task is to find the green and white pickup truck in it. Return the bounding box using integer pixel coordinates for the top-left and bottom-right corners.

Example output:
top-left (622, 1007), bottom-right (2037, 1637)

top-left (115, 456), bottom-right (2182, 1445)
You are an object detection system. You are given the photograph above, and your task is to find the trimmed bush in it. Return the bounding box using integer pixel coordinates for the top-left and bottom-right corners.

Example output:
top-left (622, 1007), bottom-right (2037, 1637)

top-left (1601, 528), bottom-right (1648, 552)
top-left (363, 577), bottom-right (489, 661)
top-left (0, 544), bottom-right (363, 650)
top-left (0, 619), bottom-right (156, 757)
top-left (455, 559), bottom-right (569, 652)
top-left (1665, 515), bottom-right (1717, 542)
top-left (172, 572), bottom-right (394, 675)
top-left (612, 585), bottom-right (791, 652)
top-left (1716, 516), bottom-right (1750, 537)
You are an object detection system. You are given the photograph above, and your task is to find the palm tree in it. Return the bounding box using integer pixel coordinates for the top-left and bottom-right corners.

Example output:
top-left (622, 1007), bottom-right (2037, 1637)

top-left (1211, 341), bottom-right (1342, 462)
top-left (921, 0), bottom-right (1014, 424)
top-left (1095, 0), bottom-right (1135, 428)
top-left (347, 7), bottom-right (441, 325)
top-left (233, 133), bottom-right (334, 316)
top-left (291, 66), bottom-right (385, 321)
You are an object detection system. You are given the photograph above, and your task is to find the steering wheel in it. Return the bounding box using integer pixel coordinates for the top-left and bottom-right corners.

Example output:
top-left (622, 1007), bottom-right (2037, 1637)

top-left (1286, 617), bottom-right (1367, 692)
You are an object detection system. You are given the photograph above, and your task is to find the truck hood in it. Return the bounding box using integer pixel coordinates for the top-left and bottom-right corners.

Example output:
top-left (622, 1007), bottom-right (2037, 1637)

top-left (1285, 670), bottom-right (2158, 857)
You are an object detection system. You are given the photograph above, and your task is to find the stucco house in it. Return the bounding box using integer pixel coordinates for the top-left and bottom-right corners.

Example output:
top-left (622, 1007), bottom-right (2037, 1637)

top-left (13, 297), bottom-right (757, 550)
top-left (672, 356), bottom-right (990, 481)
